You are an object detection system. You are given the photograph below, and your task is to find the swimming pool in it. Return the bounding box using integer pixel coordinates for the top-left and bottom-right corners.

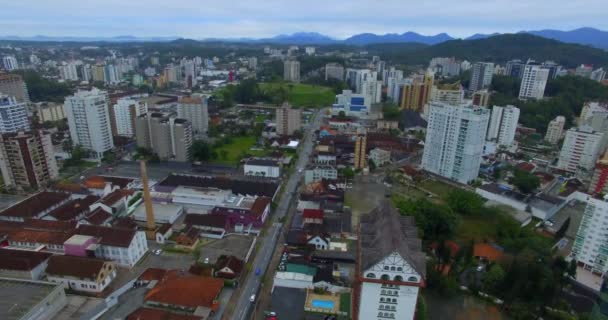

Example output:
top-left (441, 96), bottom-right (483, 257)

top-left (311, 299), bottom-right (335, 309)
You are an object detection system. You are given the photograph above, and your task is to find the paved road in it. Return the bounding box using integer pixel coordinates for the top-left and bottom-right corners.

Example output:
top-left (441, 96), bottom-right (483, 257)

top-left (232, 109), bottom-right (325, 320)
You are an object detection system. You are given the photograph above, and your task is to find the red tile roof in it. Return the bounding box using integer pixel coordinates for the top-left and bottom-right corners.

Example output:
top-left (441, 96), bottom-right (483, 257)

top-left (100, 189), bottom-right (133, 206)
top-left (85, 208), bottom-right (113, 225)
top-left (22, 219), bottom-right (77, 232)
top-left (46, 255), bottom-right (111, 279)
top-left (215, 255), bottom-right (244, 278)
top-left (0, 249), bottom-right (52, 271)
top-left (515, 162), bottom-right (536, 172)
top-left (8, 229), bottom-right (74, 245)
top-left (473, 243), bottom-right (504, 262)
top-left (46, 195), bottom-right (100, 221)
top-left (144, 270), bottom-right (224, 310)
top-left (250, 197), bottom-right (271, 217)
top-left (76, 225), bottom-right (137, 248)
top-left (127, 308), bottom-right (202, 320)
top-left (0, 192), bottom-right (70, 219)
top-left (84, 175), bottom-right (133, 189)
top-left (139, 268), bottom-right (168, 282)
top-left (303, 209), bottom-right (323, 220)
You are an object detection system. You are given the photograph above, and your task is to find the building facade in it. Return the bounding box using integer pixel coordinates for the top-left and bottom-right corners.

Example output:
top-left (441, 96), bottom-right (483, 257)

top-left (0, 72), bottom-right (30, 103)
top-left (35, 103), bottom-right (66, 124)
top-left (284, 60), bottom-right (301, 82)
top-left (112, 96), bottom-right (148, 137)
top-left (354, 132), bottom-right (367, 169)
top-left (545, 115), bottom-right (566, 144)
top-left (325, 63), bottom-right (344, 81)
top-left (176, 96), bottom-right (209, 135)
top-left (422, 103), bottom-right (490, 184)
top-left (468, 62), bottom-right (494, 92)
top-left (135, 113), bottom-right (193, 162)
top-left (571, 196), bottom-right (608, 276)
top-left (0, 130), bottom-right (59, 189)
top-left (64, 88), bottom-right (114, 158)
top-left (399, 73), bottom-right (434, 113)
top-left (557, 126), bottom-right (605, 173)
top-left (2, 56), bottom-right (19, 71)
top-left (519, 65), bottom-right (549, 100)
top-left (486, 105), bottom-right (520, 146)
top-left (0, 94), bottom-right (30, 133)
top-left (275, 103), bottom-right (302, 136)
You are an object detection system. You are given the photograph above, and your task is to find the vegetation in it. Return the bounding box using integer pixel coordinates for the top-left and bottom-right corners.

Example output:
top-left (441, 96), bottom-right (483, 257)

top-left (445, 189), bottom-right (485, 216)
top-left (17, 70), bottom-right (72, 102)
top-left (382, 103), bottom-right (401, 120)
top-left (510, 168), bottom-right (541, 194)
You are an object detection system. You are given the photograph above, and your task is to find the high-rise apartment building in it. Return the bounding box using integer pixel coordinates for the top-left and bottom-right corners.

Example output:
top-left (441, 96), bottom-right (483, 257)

top-left (356, 201), bottom-right (425, 320)
top-left (112, 96), bottom-right (148, 137)
top-left (0, 130), bottom-right (59, 189)
top-left (571, 196), bottom-right (608, 276)
top-left (557, 126), bottom-right (605, 173)
top-left (592, 68), bottom-right (606, 82)
top-left (431, 83), bottom-right (464, 106)
top-left (468, 62), bottom-right (494, 92)
top-left (2, 56), bottom-right (19, 71)
top-left (486, 105), bottom-right (520, 146)
top-left (91, 64), bottom-right (105, 83)
top-left (104, 64), bottom-right (120, 85)
top-left (0, 94), bottom-right (30, 134)
top-left (399, 73), bottom-right (434, 112)
top-left (428, 57), bottom-right (461, 77)
top-left (545, 116), bottom-right (566, 144)
top-left (519, 65), bottom-right (549, 100)
top-left (35, 102), bottom-right (66, 124)
top-left (59, 63), bottom-right (79, 81)
top-left (176, 96), bottom-right (209, 135)
top-left (64, 88), bottom-right (114, 159)
top-left (588, 152), bottom-right (608, 195)
top-left (283, 60), bottom-right (300, 82)
top-left (354, 131), bottom-right (367, 169)
top-left (472, 90), bottom-right (491, 107)
top-left (325, 63), bottom-right (344, 81)
top-left (275, 103), bottom-right (302, 136)
top-left (0, 72), bottom-right (30, 103)
top-left (422, 102), bottom-right (490, 184)
top-left (576, 64), bottom-right (594, 78)
top-left (505, 59), bottom-right (525, 78)
top-left (135, 113), bottom-right (192, 162)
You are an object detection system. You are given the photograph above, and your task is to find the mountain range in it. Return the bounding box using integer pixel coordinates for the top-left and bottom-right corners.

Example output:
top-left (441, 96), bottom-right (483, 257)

top-left (1, 27), bottom-right (607, 49)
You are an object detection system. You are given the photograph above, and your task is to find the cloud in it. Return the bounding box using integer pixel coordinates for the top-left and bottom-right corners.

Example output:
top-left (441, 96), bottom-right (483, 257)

top-left (2, 0), bottom-right (607, 38)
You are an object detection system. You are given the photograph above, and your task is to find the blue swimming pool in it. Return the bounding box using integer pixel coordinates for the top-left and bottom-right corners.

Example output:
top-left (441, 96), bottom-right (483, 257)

top-left (311, 299), bottom-right (335, 309)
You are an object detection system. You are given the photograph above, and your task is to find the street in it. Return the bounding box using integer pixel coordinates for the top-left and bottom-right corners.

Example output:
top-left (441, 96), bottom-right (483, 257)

top-left (231, 108), bottom-right (325, 320)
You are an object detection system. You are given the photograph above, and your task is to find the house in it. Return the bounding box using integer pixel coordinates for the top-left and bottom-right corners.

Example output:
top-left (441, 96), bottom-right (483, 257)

top-left (83, 175), bottom-right (134, 196)
top-left (82, 207), bottom-right (113, 226)
top-left (155, 224), bottom-right (173, 244)
top-left (244, 159), bottom-right (281, 178)
top-left (44, 195), bottom-right (100, 221)
top-left (144, 270), bottom-right (224, 316)
top-left (214, 255), bottom-right (245, 279)
top-left (306, 231), bottom-right (331, 250)
top-left (369, 148), bottom-right (391, 166)
top-left (74, 225), bottom-right (148, 267)
top-left (400, 165), bottom-right (424, 182)
top-left (316, 152), bottom-right (337, 165)
top-left (377, 120), bottom-right (399, 130)
top-left (303, 209), bottom-right (323, 225)
top-left (0, 249), bottom-right (52, 280)
top-left (305, 166), bottom-right (338, 184)
top-left (46, 255), bottom-right (117, 293)
top-left (473, 243), bottom-right (504, 262)
top-left (92, 189), bottom-right (134, 214)
top-left (175, 228), bottom-right (200, 250)
top-left (0, 191), bottom-right (71, 222)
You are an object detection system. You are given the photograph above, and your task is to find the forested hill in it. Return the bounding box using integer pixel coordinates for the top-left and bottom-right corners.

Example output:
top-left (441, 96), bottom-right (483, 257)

top-left (368, 34), bottom-right (608, 68)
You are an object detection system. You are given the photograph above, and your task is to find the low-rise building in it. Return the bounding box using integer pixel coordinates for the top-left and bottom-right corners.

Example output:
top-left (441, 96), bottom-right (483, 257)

top-left (46, 255), bottom-right (117, 293)
top-left (74, 225), bottom-right (148, 267)
top-left (0, 249), bottom-right (52, 280)
top-left (369, 148), bottom-right (391, 167)
top-left (0, 191), bottom-right (71, 222)
top-left (305, 166), bottom-right (338, 184)
top-left (132, 202), bottom-right (183, 224)
top-left (0, 277), bottom-right (67, 320)
top-left (244, 159), bottom-right (281, 178)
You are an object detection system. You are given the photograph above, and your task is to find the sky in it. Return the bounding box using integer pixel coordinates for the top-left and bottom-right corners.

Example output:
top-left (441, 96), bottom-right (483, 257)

top-left (2, 0), bottom-right (608, 39)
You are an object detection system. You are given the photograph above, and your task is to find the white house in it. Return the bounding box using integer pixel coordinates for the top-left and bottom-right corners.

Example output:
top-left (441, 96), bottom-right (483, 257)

top-left (75, 225), bottom-right (148, 267)
top-left (244, 159), bottom-right (281, 178)
top-left (305, 166), bottom-right (338, 184)
top-left (46, 255), bottom-right (116, 293)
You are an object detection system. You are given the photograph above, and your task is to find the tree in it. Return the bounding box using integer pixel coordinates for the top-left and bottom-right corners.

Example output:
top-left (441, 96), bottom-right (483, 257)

top-left (483, 264), bottom-right (506, 294)
top-left (62, 139), bottom-right (73, 156)
top-left (71, 145), bottom-right (86, 161)
top-left (511, 168), bottom-right (540, 194)
top-left (337, 111), bottom-right (346, 119)
top-left (446, 189), bottom-right (485, 216)
top-left (382, 103), bottom-right (401, 120)
top-left (395, 197), bottom-right (459, 241)
top-left (192, 141), bottom-right (212, 161)
top-left (340, 167), bottom-right (355, 179)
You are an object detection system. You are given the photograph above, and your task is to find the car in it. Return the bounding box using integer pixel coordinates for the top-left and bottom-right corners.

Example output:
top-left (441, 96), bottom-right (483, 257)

top-left (204, 257), bottom-right (210, 264)
top-left (249, 294), bottom-right (256, 302)
top-left (153, 249), bottom-right (162, 255)
top-left (476, 265), bottom-right (484, 272)
top-left (255, 268), bottom-right (261, 276)
top-left (298, 168), bottom-right (303, 173)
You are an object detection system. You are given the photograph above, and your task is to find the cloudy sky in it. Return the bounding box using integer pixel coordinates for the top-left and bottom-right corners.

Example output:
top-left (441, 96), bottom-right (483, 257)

top-left (2, 0), bottom-right (607, 39)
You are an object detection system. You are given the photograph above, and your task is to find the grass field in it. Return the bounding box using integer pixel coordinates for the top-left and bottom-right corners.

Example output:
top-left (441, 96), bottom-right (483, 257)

top-left (260, 82), bottom-right (335, 108)
top-left (419, 179), bottom-right (458, 199)
top-left (211, 136), bottom-right (269, 165)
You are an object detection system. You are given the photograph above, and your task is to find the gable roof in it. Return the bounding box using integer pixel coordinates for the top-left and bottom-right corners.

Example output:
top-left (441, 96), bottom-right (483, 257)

top-left (144, 270), bottom-right (224, 309)
top-left (46, 195), bottom-right (100, 221)
top-left (84, 208), bottom-right (113, 225)
top-left (0, 249), bottom-right (52, 271)
top-left (215, 255), bottom-right (244, 274)
top-left (303, 209), bottom-right (323, 220)
top-left (75, 224), bottom-right (137, 248)
top-left (46, 255), bottom-right (110, 279)
top-left (84, 175), bottom-right (133, 189)
top-left (250, 197), bottom-right (271, 217)
top-left (157, 174), bottom-right (279, 197)
top-left (101, 189), bottom-right (133, 206)
top-left (359, 201), bottom-right (426, 278)
top-left (0, 192), bottom-right (70, 219)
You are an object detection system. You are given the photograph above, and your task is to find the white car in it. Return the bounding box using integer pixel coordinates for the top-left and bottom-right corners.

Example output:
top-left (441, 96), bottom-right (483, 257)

top-left (153, 249), bottom-right (162, 255)
top-left (249, 294), bottom-right (256, 302)
top-left (204, 257), bottom-right (210, 264)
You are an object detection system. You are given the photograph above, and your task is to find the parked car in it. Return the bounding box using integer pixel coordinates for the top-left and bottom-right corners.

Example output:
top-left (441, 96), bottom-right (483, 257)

top-left (250, 294), bottom-right (256, 302)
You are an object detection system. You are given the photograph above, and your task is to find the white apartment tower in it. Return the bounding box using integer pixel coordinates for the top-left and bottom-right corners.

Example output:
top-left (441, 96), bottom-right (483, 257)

top-left (571, 195), bottom-right (608, 276)
top-left (486, 105), bottom-right (520, 146)
top-left (0, 94), bottom-right (30, 133)
top-left (545, 116), bottom-right (566, 144)
top-left (64, 88), bottom-right (114, 158)
top-left (275, 103), bottom-right (302, 136)
top-left (557, 126), bottom-right (604, 173)
top-left (2, 56), bottom-right (19, 71)
top-left (283, 60), bottom-right (300, 82)
top-left (357, 201), bottom-right (425, 320)
top-left (422, 102), bottom-right (490, 184)
top-left (113, 96), bottom-right (148, 136)
top-left (325, 63), bottom-right (344, 81)
top-left (519, 65), bottom-right (549, 100)
top-left (468, 62), bottom-right (494, 92)
top-left (176, 96), bottom-right (209, 135)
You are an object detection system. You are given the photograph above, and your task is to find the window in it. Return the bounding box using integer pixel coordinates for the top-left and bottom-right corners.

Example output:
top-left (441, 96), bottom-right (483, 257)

top-left (392, 298), bottom-right (397, 303)
top-left (390, 266), bottom-right (396, 271)
top-left (380, 298), bottom-right (384, 302)
top-left (381, 274), bottom-right (390, 280)
top-left (408, 276), bottom-right (418, 282)
top-left (394, 275), bottom-right (403, 282)
top-left (366, 273), bottom-right (376, 279)
top-left (384, 266), bottom-right (389, 270)
top-left (397, 267), bottom-right (403, 271)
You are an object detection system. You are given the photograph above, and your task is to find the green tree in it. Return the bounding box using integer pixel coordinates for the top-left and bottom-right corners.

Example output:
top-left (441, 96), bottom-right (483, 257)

top-left (192, 141), bottom-right (212, 161)
top-left (340, 167), bottom-right (355, 179)
top-left (511, 168), bottom-right (540, 194)
top-left (71, 145), bottom-right (86, 161)
top-left (483, 264), bottom-right (506, 293)
top-left (382, 103), bottom-right (401, 120)
top-left (445, 189), bottom-right (485, 216)
top-left (395, 197), bottom-right (459, 241)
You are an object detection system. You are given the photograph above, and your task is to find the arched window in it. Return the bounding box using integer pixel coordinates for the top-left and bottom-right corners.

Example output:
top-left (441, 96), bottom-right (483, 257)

top-left (380, 297), bottom-right (384, 302)
top-left (381, 274), bottom-right (390, 280)
top-left (390, 266), bottom-right (396, 271)
top-left (408, 276), bottom-right (418, 282)
top-left (397, 267), bottom-right (403, 271)
top-left (366, 273), bottom-right (376, 279)
top-left (381, 290), bottom-right (386, 294)
top-left (394, 275), bottom-right (403, 282)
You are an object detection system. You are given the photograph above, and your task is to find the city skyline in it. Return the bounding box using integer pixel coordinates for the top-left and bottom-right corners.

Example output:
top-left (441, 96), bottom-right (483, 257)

top-left (2, 0), bottom-right (608, 39)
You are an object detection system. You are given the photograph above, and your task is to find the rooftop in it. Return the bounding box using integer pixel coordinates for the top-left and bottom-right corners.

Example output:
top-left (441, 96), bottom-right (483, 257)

top-left (245, 159), bottom-right (280, 167)
top-left (157, 174), bottom-right (279, 198)
top-left (0, 249), bottom-right (52, 271)
top-left (0, 277), bottom-right (64, 320)
top-left (84, 175), bottom-right (133, 190)
top-left (127, 308), bottom-right (202, 320)
top-left (0, 192), bottom-right (70, 219)
top-left (46, 195), bottom-right (100, 221)
top-left (75, 225), bottom-right (137, 248)
top-left (46, 255), bottom-right (110, 279)
top-left (144, 270), bottom-right (224, 309)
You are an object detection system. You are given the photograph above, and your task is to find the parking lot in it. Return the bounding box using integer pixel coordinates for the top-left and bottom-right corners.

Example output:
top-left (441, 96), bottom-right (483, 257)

top-left (198, 234), bottom-right (256, 264)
